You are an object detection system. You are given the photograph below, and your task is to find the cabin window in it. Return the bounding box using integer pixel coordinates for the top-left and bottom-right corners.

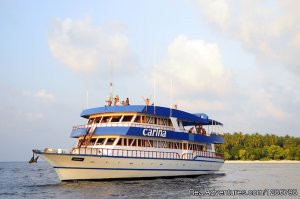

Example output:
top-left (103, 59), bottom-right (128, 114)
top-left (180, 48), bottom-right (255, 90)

top-left (141, 116), bottom-right (146, 123)
top-left (124, 138), bottom-right (129, 146)
top-left (169, 142), bottom-right (173, 149)
top-left (122, 115), bottom-right (133, 122)
top-left (147, 116), bottom-right (154, 124)
top-left (158, 141), bottom-right (165, 148)
top-left (183, 143), bottom-right (187, 150)
top-left (128, 139), bottom-right (133, 146)
top-left (111, 116), bottom-right (121, 123)
top-left (153, 140), bottom-right (158, 148)
top-left (199, 145), bottom-right (203, 151)
top-left (88, 118), bottom-right (94, 124)
top-left (146, 140), bottom-right (152, 147)
top-left (141, 140), bottom-right (146, 147)
top-left (134, 115), bottom-right (141, 123)
top-left (106, 138), bottom-right (116, 145)
top-left (138, 139), bottom-right (142, 147)
top-left (96, 138), bottom-right (106, 145)
top-left (94, 117), bottom-right (102, 123)
top-left (116, 138), bottom-right (123, 146)
top-left (101, 116), bottom-right (111, 123)
top-left (161, 118), bottom-right (166, 126)
top-left (156, 118), bottom-right (161, 125)
top-left (131, 139), bottom-right (137, 147)
top-left (89, 138), bottom-right (97, 145)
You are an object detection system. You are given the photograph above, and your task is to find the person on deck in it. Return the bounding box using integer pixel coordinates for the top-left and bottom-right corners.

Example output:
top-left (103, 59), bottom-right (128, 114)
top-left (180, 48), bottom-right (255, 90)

top-left (106, 99), bottom-right (112, 106)
top-left (126, 98), bottom-right (130, 106)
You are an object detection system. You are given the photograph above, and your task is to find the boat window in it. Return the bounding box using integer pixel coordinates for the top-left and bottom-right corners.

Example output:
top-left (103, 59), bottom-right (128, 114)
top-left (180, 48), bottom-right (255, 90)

top-left (145, 140), bottom-right (152, 147)
top-left (183, 143), bottom-right (187, 150)
top-left (141, 116), bottom-right (147, 123)
top-left (101, 116), bottom-right (111, 123)
top-left (167, 119), bottom-right (172, 126)
top-left (124, 138), bottom-right (129, 146)
top-left (111, 116), bottom-right (121, 123)
top-left (156, 118), bottom-right (160, 125)
top-left (174, 142), bottom-right (178, 149)
top-left (106, 138), bottom-right (116, 145)
top-left (153, 117), bottom-right (157, 124)
top-left (134, 115), bottom-right (141, 123)
top-left (153, 140), bottom-right (158, 148)
top-left (147, 116), bottom-right (154, 124)
top-left (94, 117), bottom-right (102, 123)
top-left (158, 141), bottom-right (165, 148)
top-left (122, 115), bottom-right (133, 122)
top-left (131, 139), bottom-right (137, 146)
top-left (128, 139), bottom-right (133, 146)
top-left (88, 118), bottom-right (94, 124)
top-left (89, 138), bottom-right (97, 145)
top-left (116, 138), bottom-right (122, 146)
top-left (160, 118), bottom-right (165, 126)
top-left (139, 139), bottom-right (145, 147)
top-left (96, 138), bottom-right (106, 145)
top-left (172, 142), bottom-right (175, 149)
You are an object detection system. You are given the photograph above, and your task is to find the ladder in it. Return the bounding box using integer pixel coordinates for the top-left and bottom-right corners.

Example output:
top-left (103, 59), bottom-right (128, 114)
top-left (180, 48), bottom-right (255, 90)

top-left (78, 124), bottom-right (97, 148)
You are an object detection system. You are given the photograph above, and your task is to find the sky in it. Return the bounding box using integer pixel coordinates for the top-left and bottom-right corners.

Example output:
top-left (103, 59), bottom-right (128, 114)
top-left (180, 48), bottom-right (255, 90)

top-left (1, 0), bottom-right (300, 161)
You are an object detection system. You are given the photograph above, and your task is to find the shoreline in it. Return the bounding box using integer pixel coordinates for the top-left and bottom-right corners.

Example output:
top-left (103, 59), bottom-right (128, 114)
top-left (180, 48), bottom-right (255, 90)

top-left (225, 160), bottom-right (300, 163)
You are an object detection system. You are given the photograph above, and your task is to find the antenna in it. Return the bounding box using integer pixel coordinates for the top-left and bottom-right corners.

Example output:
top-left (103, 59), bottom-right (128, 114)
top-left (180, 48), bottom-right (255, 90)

top-left (86, 90), bottom-right (89, 109)
top-left (170, 80), bottom-right (173, 117)
top-left (153, 74), bottom-right (156, 114)
top-left (153, 44), bottom-right (157, 114)
top-left (109, 60), bottom-right (114, 101)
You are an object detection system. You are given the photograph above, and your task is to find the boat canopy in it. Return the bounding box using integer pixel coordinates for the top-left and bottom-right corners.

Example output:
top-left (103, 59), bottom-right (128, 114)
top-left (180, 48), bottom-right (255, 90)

top-left (80, 105), bottom-right (222, 125)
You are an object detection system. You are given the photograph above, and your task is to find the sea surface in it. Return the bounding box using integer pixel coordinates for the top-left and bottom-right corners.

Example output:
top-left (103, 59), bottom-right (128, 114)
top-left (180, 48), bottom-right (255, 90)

top-left (0, 162), bottom-right (299, 199)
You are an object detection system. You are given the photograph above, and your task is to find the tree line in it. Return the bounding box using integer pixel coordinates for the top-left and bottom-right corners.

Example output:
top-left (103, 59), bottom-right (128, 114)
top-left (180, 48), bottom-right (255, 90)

top-left (215, 132), bottom-right (300, 160)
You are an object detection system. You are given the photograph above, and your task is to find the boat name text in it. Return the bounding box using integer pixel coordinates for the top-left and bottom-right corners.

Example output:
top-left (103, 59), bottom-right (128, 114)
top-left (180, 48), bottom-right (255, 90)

top-left (142, 128), bottom-right (167, 137)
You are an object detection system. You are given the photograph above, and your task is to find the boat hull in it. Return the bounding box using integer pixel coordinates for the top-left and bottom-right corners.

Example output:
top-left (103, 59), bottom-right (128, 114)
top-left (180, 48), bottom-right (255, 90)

top-left (36, 152), bottom-right (224, 181)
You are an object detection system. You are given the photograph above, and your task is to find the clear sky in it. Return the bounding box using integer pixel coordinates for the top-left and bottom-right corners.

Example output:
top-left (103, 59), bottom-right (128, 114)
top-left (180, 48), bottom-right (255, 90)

top-left (1, 0), bottom-right (300, 161)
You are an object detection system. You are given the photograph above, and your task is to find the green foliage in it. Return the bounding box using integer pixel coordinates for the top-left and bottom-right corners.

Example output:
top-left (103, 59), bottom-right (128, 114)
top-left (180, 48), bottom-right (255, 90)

top-left (220, 132), bottom-right (300, 160)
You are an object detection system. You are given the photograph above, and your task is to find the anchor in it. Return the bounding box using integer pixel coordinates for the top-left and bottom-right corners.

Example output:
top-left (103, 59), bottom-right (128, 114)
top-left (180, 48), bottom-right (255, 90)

top-left (29, 152), bottom-right (39, 163)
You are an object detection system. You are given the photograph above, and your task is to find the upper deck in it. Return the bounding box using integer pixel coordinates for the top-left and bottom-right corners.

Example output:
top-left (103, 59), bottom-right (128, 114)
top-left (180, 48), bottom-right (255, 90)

top-left (80, 105), bottom-right (212, 124)
top-left (71, 105), bottom-right (224, 144)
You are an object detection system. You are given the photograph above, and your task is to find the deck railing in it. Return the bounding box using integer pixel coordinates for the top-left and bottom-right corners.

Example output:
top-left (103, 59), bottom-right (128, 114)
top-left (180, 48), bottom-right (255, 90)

top-left (72, 123), bottom-right (175, 132)
top-left (70, 147), bottom-right (223, 160)
top-left (192, 150), bottom-right (224, 159)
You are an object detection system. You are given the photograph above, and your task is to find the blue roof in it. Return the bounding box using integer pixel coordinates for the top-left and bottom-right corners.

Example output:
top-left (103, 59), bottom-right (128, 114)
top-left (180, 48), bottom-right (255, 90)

top-left (80, 105), bottom-right (223, 125)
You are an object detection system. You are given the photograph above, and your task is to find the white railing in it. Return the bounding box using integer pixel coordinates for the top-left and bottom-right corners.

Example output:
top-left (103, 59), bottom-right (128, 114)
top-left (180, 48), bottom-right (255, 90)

top-left (69, 147), bottom-right (224, 160)
top-left (73, 123), bottom-right (175, 131)
top-left (71, 147), bottom-right (181, 159)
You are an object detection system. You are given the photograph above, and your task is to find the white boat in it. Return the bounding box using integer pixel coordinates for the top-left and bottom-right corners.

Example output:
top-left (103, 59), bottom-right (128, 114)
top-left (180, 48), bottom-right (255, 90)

top-left (33, 105), bottom-right (224, 181)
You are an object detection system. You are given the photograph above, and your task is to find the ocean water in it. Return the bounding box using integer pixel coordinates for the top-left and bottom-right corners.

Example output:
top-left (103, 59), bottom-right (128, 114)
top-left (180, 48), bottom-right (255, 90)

top-left (0, 162), bottom-right (299, 199)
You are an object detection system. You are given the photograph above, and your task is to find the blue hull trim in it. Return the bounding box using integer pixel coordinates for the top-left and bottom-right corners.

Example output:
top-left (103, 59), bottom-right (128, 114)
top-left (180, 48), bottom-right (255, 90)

top-left (70, 127), bottom-right (224, 144)
top-left (53, 166), bottom-right (219, 172)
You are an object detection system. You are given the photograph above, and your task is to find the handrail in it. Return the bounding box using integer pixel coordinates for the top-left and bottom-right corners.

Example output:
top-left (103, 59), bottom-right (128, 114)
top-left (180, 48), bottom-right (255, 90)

top-left (192, 150), bottom-right (224, 159)
top-left (72, 123), bottom-right (176, 131)
top-left (71, 147), bottom-right (181, 159)
top-left (181, 153), bottom-right (193, 159)
top-left (70, 147), bottom-right (224, 160)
